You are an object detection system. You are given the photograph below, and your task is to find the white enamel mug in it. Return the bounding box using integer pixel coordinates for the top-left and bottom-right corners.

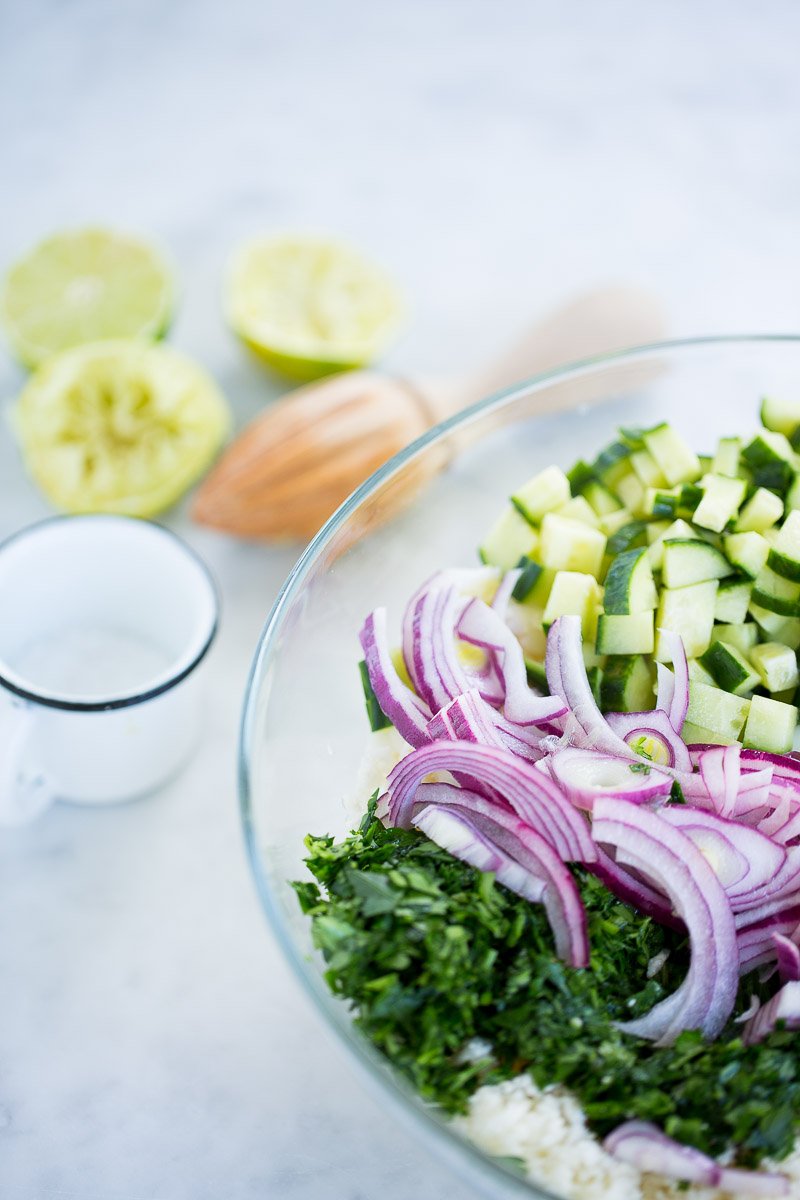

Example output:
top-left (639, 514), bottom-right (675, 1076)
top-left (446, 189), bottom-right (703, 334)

top-left (0, 515), bottom-right (219, 825)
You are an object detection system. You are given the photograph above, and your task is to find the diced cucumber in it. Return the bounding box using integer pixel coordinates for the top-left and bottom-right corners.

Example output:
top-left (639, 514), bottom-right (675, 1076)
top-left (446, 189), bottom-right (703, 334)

top-left (685, 680), bottom-right (750, 741)
top-left (511, 556), bottom-right (543, 602)
top-left (479, 506), bottom-right (539, 570)
top-left (749, 601), bottom-right (800, 649)
top-left (600, 509), bottom-right (636, 538)
top-left (712, 436), bottom-right (741, 478)
top-left (687, 658), bottom-right (716, 687)
top-left (680, 719), bottom-right (737, 747)
top-left (582, 480), bottom-right (623, 516)
top-left (722, 531), bottom-right (770, 578)
top-left (645, 486), bottom-right (681, 518)
top-left (766, 510), bottom-right (800, 581)
top-left (655, 581), bottom-right (718, 661)
top-left (630, 448), bottom-right (667, 488)
top-left (734, 487), bottom-right (784, 533)
top-left (511, 465), bottom-right (571, 525)
top-left (556, 495), bottom-right (601, 527)
top-left (699, 641), bottom-right (759, 696)
top-left (692, 474), bottom-right (747, 533)
top-left (741, 432), bottom-right (796, 492)
top-left (539, 513), bottom-right (606, 576)
top-left (543, 571), bottom-right (601, 639)
top-left (525, 657), bottom-right (548, 690)
top-left (647, 518), bottom-right (696, 569)
top-left (714, 578), bottom-right (752, 623)
top-left (600, 656), bottom-right (654, 712)
top-left (751, 564), bottom-right (800, 617)
top-left (390, 647), bottom-right (414, 690)
top-left (743, 694), bottom-right (798, 754)
top-left (596, 611), bottom-right (654, 655)
top-left (586, 664), bottom-right (603, 706)
top-left (749, 642), bottom-right (800, 694)
top-left (616, 471), bottom-right (647, 515)
top-left (710, 622), bottom-right (759, 655)
top-left (642, 422), bottom-right (702, 486)
top-left (603, 546), bottom-right (657, 615)
top-left (593, 441), bottom-right (633, 489)
top-left (646, 520), bottom-right (671, 544)
top-left (606, 519), bottom-right (649, 555)
top-left (761, 396), bottom-right (800, 439)
top-left (786, 475), bottom-right (800, 513)
top-left (661, 539), bottom-right (733, 588)
top-left (567, 459), bottom-right (596, 495)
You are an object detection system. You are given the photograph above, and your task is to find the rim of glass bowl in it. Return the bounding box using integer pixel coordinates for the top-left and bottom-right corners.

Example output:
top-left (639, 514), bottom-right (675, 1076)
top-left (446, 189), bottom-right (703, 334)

top-left (239, 334), bottom-right (800, 1200)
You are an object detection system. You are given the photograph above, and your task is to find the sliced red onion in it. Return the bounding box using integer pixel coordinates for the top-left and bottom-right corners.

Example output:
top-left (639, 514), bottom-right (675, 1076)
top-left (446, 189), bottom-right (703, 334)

top-left (549, 747), bottom-right (673, 810)
top-left (414, 804), bottom-right (547, 905)
top-left (743, 979), bottom-right (800, 1045)
top-left (588, 847), bottom-right (683, 929)
top-left (457, 597), bottom-right (567, 725)
top-left (490, 568), bottom-right (521, 618)
top-left (655, 630), bottom-right (690, 733)
top-left (734, 847), bottom-right (800, 920)
top-left (603, 1121), bottom-right (720, 1186)
top-left (716, 1167), bottom-right (790, 1197)
top-left (412, 782), bottom-right (588, 966)
top-left (360, 608), bottom-right (432, 748)
top-left (605, 710), bottom-right (693, 773)
top-left (438, 690), bottom-right (546, 764)
top-left (693, 744), bottom-right (742, 819)
top-left (593, 797), bottom-right (739, 1042)
top-left (546, 617), bottom-right (637, 756)
top-left (386, 741), bottom-right (596, 863)
top-left (657, 806), bottom-right (786, 900)
top-left (742, 749), bottom-right (800, 782)
top-left (772, 932), bottom-right (800, 982)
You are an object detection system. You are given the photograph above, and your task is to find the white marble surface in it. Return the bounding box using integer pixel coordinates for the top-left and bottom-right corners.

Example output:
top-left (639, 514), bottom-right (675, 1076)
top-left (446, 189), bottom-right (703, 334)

top-left (2, 1), bottom-right (800, 1197)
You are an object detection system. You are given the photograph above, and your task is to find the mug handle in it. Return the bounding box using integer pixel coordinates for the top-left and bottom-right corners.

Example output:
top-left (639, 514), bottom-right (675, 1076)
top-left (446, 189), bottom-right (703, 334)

top-left (0, 697), bottom-right (56, 825)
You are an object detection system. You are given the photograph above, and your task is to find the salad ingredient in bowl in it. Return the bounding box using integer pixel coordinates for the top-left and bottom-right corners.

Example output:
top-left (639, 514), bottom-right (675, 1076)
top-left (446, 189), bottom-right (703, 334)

top-left (294, 401), bottom-right (800, 1198)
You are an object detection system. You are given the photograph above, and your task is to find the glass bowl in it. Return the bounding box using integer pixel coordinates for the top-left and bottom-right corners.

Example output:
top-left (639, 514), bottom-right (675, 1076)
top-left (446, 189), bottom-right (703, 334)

top-left (240, 337), bottom-right (800, 1200)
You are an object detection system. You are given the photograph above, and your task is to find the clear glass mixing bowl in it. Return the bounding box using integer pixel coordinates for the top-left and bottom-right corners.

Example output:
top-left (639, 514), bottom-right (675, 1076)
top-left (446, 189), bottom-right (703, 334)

top-left (240, 337), bottom-right (800, 1200)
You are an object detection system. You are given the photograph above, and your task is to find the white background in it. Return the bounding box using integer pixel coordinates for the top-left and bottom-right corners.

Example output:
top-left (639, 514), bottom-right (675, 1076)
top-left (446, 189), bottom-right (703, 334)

top-left (2, 1), bottom-right (800, 1197)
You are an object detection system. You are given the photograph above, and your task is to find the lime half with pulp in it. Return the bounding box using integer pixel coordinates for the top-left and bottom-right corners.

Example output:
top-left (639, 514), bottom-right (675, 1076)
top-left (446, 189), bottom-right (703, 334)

top-left (1, 228), bottom-right (174, 368)
top-left (225, 233), bottom-right (404, 381)
top-left (15, 339), bottom-right (230, 517)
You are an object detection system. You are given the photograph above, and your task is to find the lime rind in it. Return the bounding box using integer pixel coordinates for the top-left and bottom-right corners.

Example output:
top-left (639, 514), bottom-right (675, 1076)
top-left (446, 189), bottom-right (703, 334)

top-left (225, 233), bottom-right (404, 381)
top-left (1, 228), bottom-right (174, 369)
top-left (15, 339), bottom-right (229, 517)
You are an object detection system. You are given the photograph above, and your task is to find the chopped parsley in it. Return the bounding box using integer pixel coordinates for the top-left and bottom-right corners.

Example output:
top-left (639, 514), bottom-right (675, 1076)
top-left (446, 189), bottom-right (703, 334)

top-left (294, 798), bottom-right (800, 1166)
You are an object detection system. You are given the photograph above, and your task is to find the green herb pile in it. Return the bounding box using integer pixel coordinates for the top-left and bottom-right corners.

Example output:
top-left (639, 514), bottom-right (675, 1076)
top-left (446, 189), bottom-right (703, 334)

top-left (294, 799), bottom-right (800, 1167)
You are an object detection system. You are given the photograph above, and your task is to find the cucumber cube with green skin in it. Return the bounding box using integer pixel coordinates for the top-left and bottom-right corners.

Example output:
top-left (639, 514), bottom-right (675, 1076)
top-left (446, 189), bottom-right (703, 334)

top-left (539, 513), bottom-right (606, 575)
top-left (647, 518), bottom-right (696, 569)
top-left (655, 580), bottom-right (718, 661)
top-left (596, 611), bottom-right (654, 655)
top-left (646, 519), bottom-right (671, 544)
top-left (714, 578), bottom-right (752, 623)
top-left (751, 564), bottom-right (800, 617)
top-left (749, 642), bottom-right (800, 693)
top-left (582, 480), bottom-right (623, 516)
top-left (615, 471), bottom-right (646, 516)
top-left (645, 486), bottom-right (681, 518)
top-left (661, 539), bottom-right (733, 588)
top-left (556, 495), bottom-right (601, 527)
top-left (766, 510), bottom-right (800, 581)
top-left (686, 680), bottom-right (750, 741)
top-left (511, 465), bottom-right (571, 525)
top-left (479, 506), bottom-right (539, 570)
top-left (743, 694), bottom-right (798, 754)
top-left (567, 459), bottom-right (596, 495)
top-left (593, 440), bottom-right (632, 487)
top-left (543, 571), bottom-right (600, 639)
top-left (692, 474), bottom-right (747, 533)
top-left (734, 487), bottom-right (784, 533)
top-left (680, 719), bottom-right (737, 746)
top-left (722, 531), bottom-right (770, 578)
top-left (600, 655), bottom-right (654, 713)
top-left (642, 423), bottom-right (702, 486)
top-left (786, 475), bottom-right (800, 513)
top-left (761, 396), bottom-right (800, 439)
top-left (511, 556), bottom-right (543, 603)
top-left (711, 622), bottom-right (759, 655)
top-left (687, 658), bottom-right (717, 687)
top-left (600, 509), bottom-right (636, 538)
top-left (749, 602), bottom-right (800, 649)
top-left (630, 448), bottom-right (668, 488)
top-left (742, 432), bottom-right (796, 492)
top-left (603, 546), bottom-right (657, 614)
top-left (699, 641), bottom-right (759, 696)
top-left (712, 436), bottom-right (741, 478)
